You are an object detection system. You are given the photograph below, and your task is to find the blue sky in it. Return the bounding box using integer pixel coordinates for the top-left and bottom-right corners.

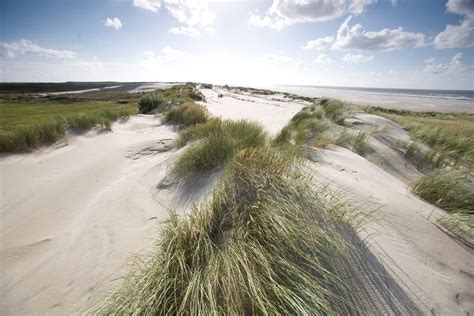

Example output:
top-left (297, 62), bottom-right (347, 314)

top-left (1, 0), bottom-right (473, 89)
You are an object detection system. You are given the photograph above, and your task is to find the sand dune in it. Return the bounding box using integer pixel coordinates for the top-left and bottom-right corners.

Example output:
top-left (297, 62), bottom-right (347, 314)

top-left (1, 116), bottom-right (179, 314)
top-left (201, 87), bottom-right (474, 315)
top-left (200, 87), bottom-right (307, 135)
top-left (1, 88), bottom-right (472, 314)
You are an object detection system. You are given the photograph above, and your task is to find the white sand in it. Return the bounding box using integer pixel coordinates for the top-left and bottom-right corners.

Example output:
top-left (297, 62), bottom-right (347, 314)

top-left (1, 88), bottom-right (472, 314)
top-left (203, 88), bottom-right (474, 315)
top-left (199, 87), bottom-right (307, 135)
top-left (306, 146), bottom-right (473, 315)
top-left (0, 90), bottom-right (305, 314)
top-left (270, 85), bottom-right (474, 113)
top-left (1, 116), bottom-right (188, 314)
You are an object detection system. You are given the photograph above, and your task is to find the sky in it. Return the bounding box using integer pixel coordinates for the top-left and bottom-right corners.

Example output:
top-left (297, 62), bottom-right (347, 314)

top-left (0, 0), bottom-right (473, 90)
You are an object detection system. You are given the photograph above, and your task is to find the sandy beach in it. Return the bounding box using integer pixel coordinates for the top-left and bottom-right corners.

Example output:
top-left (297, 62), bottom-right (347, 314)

top-left (269, 85), bottom-right (474, 113)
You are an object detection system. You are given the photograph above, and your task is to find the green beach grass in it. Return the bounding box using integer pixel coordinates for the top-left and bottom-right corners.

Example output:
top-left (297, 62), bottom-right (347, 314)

top-left (138, 84), bottom-right (205, 114)
top-left (97, 105), bottom-right (421, 314)
top-left (0, 100), bottom-right (136, 153)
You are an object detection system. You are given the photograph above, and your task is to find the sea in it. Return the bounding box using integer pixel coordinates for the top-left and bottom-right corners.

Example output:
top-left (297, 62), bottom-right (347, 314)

top-left (279, 85), bottom-right (474, 102)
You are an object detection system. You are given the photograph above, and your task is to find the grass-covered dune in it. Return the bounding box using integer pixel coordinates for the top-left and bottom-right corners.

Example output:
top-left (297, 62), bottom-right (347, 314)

top-left (97, 103), bottom-right (420, 314)
top-left (0, 83), bottom-right (203, 153)
top-left (367, 107), bottom-right (474, 243)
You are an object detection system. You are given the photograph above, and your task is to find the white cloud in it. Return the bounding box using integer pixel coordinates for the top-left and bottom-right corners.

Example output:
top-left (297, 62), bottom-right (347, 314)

top-left (424, 52), bottom-right (473, 74)
top-left (249, 0), bottom-right (376, 30)
top-left (104, 17), bottom-right (122, 30)
top-left (133, 0), bottom-right (215, 36)
top-left (133, 0), bottom-right (161, 12)
top-left (434, 0), bottom-right (474, 49)
top-left (304, 16), bottom-right (425, 51)
top-left (0, 39), bottom-right (77, 59)
top-left (169, 26), bottom-right (201, 37)
top-left (303, 36), bottom-right (334, 50)
top-left (434, 19), bottom-right (474, 48)
top-left (343, 53), bottom-right (374, 63)
top-left (313, 54), bottom-right (333, 64)
top-left (446, 0), bottom-right (474, 18)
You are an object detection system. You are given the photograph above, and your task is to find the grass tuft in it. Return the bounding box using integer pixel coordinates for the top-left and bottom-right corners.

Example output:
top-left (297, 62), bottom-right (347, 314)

top-left (163, 103), bottom-right (208, 127)
top-left (0, 106), bottom-right (134, 152)
top-left (98, 147), bottom-right (366, 314)
top-left (412, 169), bottom-right (473, 216)
top-left (173, 119), bottom-right (267, 177)
top-left (320, 99), bottom-right (350, 125)
top-left (138, 94), bottom-right (168, 114)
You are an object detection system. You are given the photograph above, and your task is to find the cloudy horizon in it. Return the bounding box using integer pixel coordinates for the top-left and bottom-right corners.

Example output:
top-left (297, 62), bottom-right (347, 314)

top-left (1, 0), bottom-right (473, 90)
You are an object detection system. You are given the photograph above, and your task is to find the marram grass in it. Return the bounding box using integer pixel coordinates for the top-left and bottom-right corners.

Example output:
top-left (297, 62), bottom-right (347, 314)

top-left (97, 128), bottom-right (420, 314)
top-left (0, 106), bottom-right (134, 153)
top-left (97, 148), bottom-right (360, 314)
top-left (173, 119), bottom-right (268, 177)
top-left (163, 103), bottom-right (209, 127)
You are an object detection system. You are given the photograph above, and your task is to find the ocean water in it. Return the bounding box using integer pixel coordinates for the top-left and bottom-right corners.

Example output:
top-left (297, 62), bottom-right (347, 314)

top-left (280, 85), bottom-right (474, 102)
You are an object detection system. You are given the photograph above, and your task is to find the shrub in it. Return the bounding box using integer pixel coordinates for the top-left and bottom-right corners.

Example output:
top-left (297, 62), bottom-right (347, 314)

top-left (163, 103), bottom-right (208, 127)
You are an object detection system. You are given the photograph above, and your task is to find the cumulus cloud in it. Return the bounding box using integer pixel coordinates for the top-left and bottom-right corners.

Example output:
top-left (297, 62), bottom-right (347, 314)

top-left (303, 36), bottom-right (334, 50)
top-left (333, 16), bottom-right (425, 50)
top-left (424, 52), bottom-right (473, 74)
top-left (446, 0), bottom-right (474, 18)
top-left (133, 0), bottom-right (215, 36)
top-left (104, 17), bottom-right (122, 30)
top-left (304, 16), bottom-right (425, 51)
top-left (434, 19), bottom-right (474, 48)
top-left (343, 53), bottom-right (374, 63)
top-left (133, 0), bottom-right (161, 12)
top-left (434, 0), bottom-right (474, 49)
top-left (0, 39), bottom-right (77, 59)
top-left (249, 0), bottom-right (376, 30)
top-left (313, 54), bottom-right (333, 64)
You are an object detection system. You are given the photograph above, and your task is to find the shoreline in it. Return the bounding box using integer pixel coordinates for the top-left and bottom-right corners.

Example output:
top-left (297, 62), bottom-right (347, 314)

top-left (268, 85), bottom-right (474, 113)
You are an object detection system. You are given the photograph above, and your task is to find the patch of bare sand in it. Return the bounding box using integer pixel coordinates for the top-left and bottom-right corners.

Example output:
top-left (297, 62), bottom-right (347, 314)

top-left (0, 115), bottom-right (213, 315)
top-left (307, 146), bottom-right (473, 315)
top-left (199, 87), bottom-right (307, 135)
top-left (269, 85), bottom-right (474, 113)
top-left (202, 89), bottom-right (473, 315)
